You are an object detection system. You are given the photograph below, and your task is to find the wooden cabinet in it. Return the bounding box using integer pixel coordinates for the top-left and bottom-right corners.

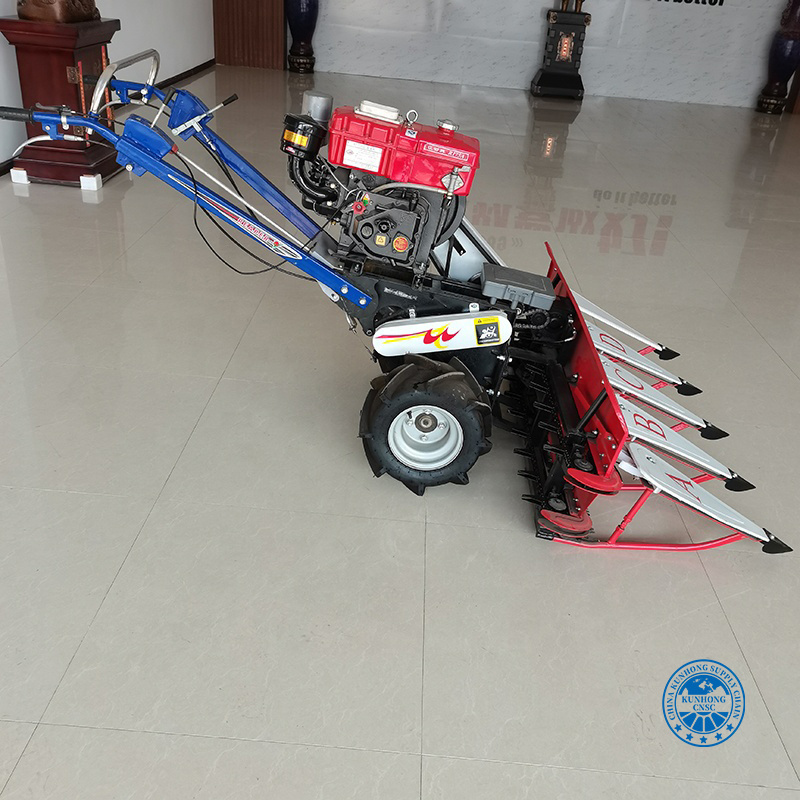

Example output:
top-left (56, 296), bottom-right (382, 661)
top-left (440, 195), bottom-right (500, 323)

top-left (0, 16), bottom-right (122, 185)
top-left (213, 0), bottom-right (285, 70)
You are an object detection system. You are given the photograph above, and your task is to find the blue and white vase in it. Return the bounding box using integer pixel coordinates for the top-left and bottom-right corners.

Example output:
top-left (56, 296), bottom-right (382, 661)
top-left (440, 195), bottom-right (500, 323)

top-left (757, 0), bottom-right (800, 114)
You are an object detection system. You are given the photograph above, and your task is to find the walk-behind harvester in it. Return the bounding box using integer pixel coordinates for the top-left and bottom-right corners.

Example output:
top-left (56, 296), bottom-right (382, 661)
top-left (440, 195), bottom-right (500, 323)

top-left (0, 50), bottom-right (791, 555)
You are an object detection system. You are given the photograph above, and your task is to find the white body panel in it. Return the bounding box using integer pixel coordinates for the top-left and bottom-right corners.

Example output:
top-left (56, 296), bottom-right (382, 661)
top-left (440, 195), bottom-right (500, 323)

top-left (627, 443), bottom-right (767, 543)
top-left (587, 322), bottom-right (682, 387)
top-left (372, 311), bottom-right (512, 357)
top-left (600, 357), bottom-right (705, 431)
top-left (617, 398), bottom-right (732, 481)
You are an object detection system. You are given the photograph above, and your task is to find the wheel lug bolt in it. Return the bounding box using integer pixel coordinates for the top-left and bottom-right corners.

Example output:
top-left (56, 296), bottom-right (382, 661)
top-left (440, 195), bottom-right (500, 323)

top-left (420, 434), bottom-right (428, 441)
top-left (438, 422), bottom-right (446, 429)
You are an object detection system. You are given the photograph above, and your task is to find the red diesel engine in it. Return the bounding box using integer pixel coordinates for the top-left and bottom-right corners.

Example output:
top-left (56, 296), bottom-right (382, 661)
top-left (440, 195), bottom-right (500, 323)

top-left (282, 96), bottom-right (481, 270)
top-left (327, 102), bottom-right (480, 196)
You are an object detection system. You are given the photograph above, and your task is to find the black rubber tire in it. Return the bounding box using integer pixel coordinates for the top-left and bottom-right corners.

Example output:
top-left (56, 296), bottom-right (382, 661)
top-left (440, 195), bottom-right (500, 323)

top-left (360, 356), bottom-right (492, 495)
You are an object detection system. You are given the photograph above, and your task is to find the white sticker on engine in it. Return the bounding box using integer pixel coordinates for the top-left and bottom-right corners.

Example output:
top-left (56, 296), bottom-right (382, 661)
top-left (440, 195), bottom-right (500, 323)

top-left (342, 140), bottom-right (383, 172)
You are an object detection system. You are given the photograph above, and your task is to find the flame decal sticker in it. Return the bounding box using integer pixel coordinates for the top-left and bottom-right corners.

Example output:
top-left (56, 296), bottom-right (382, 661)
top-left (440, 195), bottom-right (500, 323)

top-left (376, 325), bottom-right (460, 350)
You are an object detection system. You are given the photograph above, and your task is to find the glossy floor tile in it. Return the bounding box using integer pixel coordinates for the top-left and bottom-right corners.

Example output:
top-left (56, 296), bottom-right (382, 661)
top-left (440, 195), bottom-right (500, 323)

top-left (0, 724), bottom-right (33, 790)
top-left (423, 756), bottom-right (800, 800)
top-left (44, 502), bottom-right (425, 752)
top-left (421, 523), bottom-right (796, 787)
top-left (0, 488), bottom-right (151, 721)
top-left (2, 65), bottom-right (800, 798)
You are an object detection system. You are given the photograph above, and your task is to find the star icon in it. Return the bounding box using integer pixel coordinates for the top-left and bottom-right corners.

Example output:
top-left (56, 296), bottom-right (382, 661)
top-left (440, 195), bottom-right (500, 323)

top-left (686, 733), bottom-right (693, 741)
top-left (700, 736), bottom-right (707, 744)
top-left (674, 725), bottom-right (682, 732)
top-left (715, 733), bottom-right (722, 740)
top-left (727, 724), bottom-right (734, 731)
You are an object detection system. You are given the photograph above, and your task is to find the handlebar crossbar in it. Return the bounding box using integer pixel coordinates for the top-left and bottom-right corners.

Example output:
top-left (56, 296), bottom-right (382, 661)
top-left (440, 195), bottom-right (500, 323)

top-left (90, 49), bottom-right (160, 115)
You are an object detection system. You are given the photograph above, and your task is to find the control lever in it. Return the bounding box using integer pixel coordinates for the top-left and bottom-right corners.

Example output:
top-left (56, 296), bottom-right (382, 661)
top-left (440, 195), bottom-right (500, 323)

top-left (171, 93), bottom-right (238, 136)
top-left (150, 87), bottom-right (176, 129)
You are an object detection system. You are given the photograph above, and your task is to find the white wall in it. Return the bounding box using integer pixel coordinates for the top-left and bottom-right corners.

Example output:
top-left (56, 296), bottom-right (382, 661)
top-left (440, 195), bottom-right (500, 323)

top-left (99, 0), bottom-right (213, 81)
top-left (314, 0), bottom-right (785, 107)
top-left (0, 0), bottom-right (213, 161)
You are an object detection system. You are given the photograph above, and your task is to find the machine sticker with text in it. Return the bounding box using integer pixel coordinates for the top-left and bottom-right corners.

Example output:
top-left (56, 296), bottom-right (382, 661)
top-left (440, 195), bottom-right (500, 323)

top-left (474, 317), bottom-right (501, 345)
top-left (342, 140), bottom-right (384, 172)
top-left (420, 142), bottom-right (470, 162)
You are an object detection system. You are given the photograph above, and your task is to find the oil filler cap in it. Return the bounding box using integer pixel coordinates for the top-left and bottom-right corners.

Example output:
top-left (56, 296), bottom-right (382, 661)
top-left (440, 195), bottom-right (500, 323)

top-left (437, 119), bottom-right (458, 132)
top-left (392, 235), bottom-right (410, 253)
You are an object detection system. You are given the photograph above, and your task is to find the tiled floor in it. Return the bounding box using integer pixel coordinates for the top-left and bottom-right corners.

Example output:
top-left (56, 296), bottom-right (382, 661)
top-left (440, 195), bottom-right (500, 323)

top-left (1, 66), bottom-right (799, 798)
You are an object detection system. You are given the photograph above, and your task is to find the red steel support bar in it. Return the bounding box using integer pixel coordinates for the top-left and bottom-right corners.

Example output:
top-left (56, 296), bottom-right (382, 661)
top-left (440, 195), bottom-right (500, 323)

top-left (608, 487), bottom-right (654, 542)
top-left (555, 533), bottom-right (748, 551)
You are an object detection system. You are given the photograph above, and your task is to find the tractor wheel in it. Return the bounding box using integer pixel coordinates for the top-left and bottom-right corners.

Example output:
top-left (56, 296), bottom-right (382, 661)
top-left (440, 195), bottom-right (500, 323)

top-left (360, 355), bottom-right (492, 495)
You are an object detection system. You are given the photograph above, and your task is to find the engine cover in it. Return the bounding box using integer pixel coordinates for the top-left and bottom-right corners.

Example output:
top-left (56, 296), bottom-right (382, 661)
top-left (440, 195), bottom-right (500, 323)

top-left (327, 105), bottom-right (480, 196)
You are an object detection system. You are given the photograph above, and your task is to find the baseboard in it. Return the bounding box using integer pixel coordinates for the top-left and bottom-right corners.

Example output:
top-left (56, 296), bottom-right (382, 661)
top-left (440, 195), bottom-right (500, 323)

top-left (0, 157), bottom-right (13, 177)
top-left (158, 59), bottom-right (216, 89)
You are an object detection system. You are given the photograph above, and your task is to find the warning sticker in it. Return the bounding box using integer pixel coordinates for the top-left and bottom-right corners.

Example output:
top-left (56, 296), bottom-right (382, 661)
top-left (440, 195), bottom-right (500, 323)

top-left (342, 140), bottom-right (384, 173)
top-left (474, 317), bottom-right (501, 345)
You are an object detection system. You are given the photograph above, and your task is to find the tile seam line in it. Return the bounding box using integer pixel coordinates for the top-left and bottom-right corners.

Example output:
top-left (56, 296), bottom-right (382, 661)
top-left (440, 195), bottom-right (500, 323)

top-left (420, 751), bottom-right (800, 791)
top-left (697, 554), bottom-right (800, 785)
top-left (0, 484), bottom-right (142, 500)
top-left (0, 281), bottom-right (92, 368)
top-left (0, 488), bottom-right (428, 526)
top-left (0, 724), bottom-right (37, 797)
top-left (6, 353), bottom-right (231, 381)
top-left (25, 721), bottom-right (417, 758)
top-left (11, 720), bottom-right (798, 793)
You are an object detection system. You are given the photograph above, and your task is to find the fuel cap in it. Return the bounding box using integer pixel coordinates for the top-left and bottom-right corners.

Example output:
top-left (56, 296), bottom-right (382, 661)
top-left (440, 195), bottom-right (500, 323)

top-left (437, 119), bottom-right (458, 132)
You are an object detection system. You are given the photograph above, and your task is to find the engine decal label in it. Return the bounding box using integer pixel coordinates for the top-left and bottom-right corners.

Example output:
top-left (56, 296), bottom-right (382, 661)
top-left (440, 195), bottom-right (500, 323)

top-left (283, 129), bottom-right (309, 148)
top-left (421, 142), bottom-right (470, 162)
top-left (474, 317), bottom-right (501, 345)
top-left (342, 140), bottom-right (384, 172)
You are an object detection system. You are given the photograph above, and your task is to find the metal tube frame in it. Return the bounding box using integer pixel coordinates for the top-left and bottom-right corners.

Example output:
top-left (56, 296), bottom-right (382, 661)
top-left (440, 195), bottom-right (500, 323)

top-left (31, 79), bottom-right (372, 308)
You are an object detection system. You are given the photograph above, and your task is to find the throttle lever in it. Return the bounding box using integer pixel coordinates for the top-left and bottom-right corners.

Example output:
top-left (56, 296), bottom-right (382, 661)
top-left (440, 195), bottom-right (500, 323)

top-left (150, 87), bottom-right (177, 129)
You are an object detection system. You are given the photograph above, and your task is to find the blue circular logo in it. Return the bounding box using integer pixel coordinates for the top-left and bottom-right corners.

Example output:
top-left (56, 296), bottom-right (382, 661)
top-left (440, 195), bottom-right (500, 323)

top-left (662, 660), bottom-right (745, 747)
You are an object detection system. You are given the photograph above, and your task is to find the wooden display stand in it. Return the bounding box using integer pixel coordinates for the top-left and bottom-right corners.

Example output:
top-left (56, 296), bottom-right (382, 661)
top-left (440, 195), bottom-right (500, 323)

top-left (0, 16), bottom-right (122, 185)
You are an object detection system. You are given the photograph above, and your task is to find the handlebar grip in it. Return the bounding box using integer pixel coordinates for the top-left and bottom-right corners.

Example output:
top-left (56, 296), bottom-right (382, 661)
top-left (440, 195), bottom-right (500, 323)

top-left (0, 106), bottom-right (33, 122)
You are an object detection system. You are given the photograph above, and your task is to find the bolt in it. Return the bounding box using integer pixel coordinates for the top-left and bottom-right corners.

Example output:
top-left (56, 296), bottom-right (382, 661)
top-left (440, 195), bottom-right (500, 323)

top-left (340, 286), bottom-right (348, 294)
top-left (126, 164), bottom-right (133, 172)
top-left (359, 298), bottom-right (367, 306)
top-left (438, 422), bottom-right (446, 430)
top-left (420, 435), bottom-right (428, 441)
top-left (330, 183), bottom-right (336, 189)
top-left (406, 418), bottom-right (413, 426)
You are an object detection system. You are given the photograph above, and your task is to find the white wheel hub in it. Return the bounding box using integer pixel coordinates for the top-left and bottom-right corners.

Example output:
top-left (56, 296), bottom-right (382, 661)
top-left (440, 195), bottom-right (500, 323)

top-left (388, 405), bottom-right (464, 471)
